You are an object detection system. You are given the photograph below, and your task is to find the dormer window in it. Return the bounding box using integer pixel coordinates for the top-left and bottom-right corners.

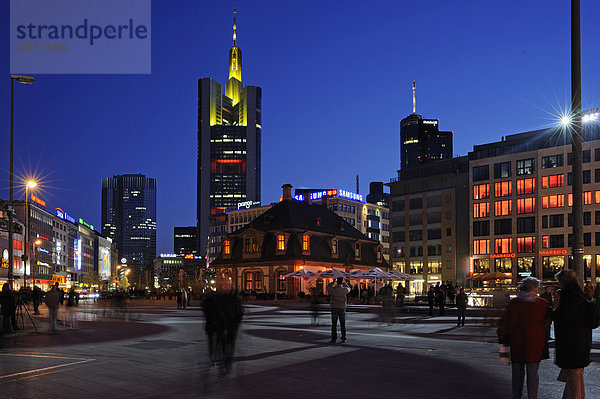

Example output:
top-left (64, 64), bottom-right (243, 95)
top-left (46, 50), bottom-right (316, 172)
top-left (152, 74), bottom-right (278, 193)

top-left (224, 240), bottom-right (231, 255)
top-left (355, 243), bottom-right (361, 257)
top-left (332, 239), bottom-right (338, 254)
top-left (302, 234), bottom-right (310, 251)
top-left (377, 247), bottom-right (382, 260)
top-left (277, 234), bottom-right (285, 251)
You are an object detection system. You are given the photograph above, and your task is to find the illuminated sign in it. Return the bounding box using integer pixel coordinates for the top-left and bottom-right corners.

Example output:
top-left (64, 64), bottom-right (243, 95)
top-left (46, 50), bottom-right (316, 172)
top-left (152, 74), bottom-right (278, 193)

top-left (184, 254), bottom-right (194, 259)
top-left (294, 194), bottom-right (304, 201)
top-left (37, 247), bottom-right (49, 254)
top-left (99, 246), bottom-right (111, 280)
top-left (338, 190), bottom-right (363, 202)
top-left (490, 253), bottom-right (516, 258)
top-left (237, 200), bottom-right (261, 210)
top-left (160, 253), bottom-right (177, 258)
top-left (78, 218), bottom-right (94, 230)
top-left (56, 208), bottom-right (76, 224)
top-left (74, 238), bottom-right (82, 271)
top-left (539, 249), bottom-right (568, 256)
top-left (295, 189), bottom-right (364, 203)
top-left (422, 120), bottom-right (438, 125)
top-left (31, 194), bottom-right (46, 207)
top-left (1, 249), bottom-right (8, 269)
top-left (469, 256), bottom-right (473, 275)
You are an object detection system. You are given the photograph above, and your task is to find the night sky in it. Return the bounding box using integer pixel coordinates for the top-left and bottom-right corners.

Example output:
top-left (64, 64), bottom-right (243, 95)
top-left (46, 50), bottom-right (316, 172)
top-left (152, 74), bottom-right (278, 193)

top-left (1, 0), bottom-right (600, 254)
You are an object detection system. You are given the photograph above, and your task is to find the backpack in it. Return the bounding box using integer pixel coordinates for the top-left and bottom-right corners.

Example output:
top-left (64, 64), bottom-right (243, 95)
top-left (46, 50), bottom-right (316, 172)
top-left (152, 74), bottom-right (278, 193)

top-left (584, 299), bottom-right (600, 329)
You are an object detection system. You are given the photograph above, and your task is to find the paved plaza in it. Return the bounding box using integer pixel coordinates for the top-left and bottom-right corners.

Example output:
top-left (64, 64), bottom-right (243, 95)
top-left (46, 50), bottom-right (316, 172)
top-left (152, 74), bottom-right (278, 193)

top-left (0, 300), bottom-right (598, 398)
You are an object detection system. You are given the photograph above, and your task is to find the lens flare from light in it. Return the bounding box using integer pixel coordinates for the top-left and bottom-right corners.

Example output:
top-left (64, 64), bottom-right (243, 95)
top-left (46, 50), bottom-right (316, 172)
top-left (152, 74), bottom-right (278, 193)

top-left (560, 115), bottom-right (571, 126)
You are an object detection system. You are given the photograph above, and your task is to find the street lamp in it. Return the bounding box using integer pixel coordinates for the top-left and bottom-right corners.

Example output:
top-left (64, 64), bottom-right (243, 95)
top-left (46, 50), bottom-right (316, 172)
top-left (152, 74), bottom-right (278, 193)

top-left (23, 180), bottom-right (37, 288)
top-left (8, 74), bottom-right (34, 288)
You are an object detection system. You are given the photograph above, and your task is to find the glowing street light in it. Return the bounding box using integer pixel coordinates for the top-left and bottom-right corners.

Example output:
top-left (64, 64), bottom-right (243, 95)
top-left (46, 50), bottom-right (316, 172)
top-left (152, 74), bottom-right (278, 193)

top-left (560, 115), bottom-right (572, 126)
top-left (23, 179), bottom-right (39, 288)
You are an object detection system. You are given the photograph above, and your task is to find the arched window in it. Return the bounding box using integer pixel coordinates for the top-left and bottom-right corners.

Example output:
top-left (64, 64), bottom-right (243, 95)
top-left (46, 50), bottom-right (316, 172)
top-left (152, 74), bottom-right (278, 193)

top-left (355, 243), bottom-right (361, 257)
top-left (223, 240), bottom-right (231, 255)
top-left (302, 234), bottom-right (310, 251)
top-left (332, 239), bottom-right (338, 254)
top-left (277, 234), bottom-right (285, 251)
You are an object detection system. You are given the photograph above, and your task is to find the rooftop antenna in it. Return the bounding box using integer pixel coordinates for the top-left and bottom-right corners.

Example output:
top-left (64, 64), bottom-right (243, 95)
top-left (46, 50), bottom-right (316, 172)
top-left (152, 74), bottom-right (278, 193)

top-left (356, 175), bottom-right (359, 194)
top-left (412, 80), bottom-right (416, 114)
top-left (232, 8), bottom-right (237, 46)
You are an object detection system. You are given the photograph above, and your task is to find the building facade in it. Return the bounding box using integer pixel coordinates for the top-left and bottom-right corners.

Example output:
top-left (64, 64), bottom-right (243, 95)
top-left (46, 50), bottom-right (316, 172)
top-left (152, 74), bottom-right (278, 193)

top-left (212, 185), bottom-right (388, 297)
top-left (174, 226), bottom-right (198, 256)
top-left (388, 157), bottom-right (470, 294)
top-left (469, 119), bottom-right (600, 284)
top-left (400, 113), bottom-right (453, 169)
top-left (102, 173), bottom-right (157, 271)
top-left (197, 10), bottom-right (262, 256)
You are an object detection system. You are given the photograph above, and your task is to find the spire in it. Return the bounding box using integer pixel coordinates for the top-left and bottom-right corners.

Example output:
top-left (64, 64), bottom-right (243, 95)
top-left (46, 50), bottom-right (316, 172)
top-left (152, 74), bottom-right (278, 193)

top-left (232, 8), bottom-right (237, 46)
top-left (412, 80), bottom-right (416, 114)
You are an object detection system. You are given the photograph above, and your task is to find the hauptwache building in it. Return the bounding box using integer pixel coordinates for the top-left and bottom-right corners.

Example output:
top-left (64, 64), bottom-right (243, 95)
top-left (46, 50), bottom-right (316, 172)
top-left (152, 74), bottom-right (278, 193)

top-left (212, 185), bottom-right (388, 296)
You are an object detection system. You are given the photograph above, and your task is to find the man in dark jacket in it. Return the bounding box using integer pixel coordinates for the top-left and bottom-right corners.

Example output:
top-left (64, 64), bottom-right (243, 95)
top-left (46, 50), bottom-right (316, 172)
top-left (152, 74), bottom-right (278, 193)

top-left (552, 270), bottom-right (592, 399)
top-left (455, 288), bottom-right (468, 326)
top-left (498, 277), bottom-right (550, 399)
top-left (326, 277), bottom-right (351, 343)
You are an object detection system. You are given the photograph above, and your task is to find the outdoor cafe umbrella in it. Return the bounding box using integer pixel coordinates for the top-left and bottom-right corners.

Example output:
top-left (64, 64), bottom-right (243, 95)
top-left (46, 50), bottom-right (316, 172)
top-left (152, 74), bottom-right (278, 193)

top-left (351, 268), bottom-right (393, 296)
top-left (283, 269), bottom-right (316, 278)
top-left (386, 270), bottom-right (416, 281)
top-left (313, 269), bottom-right (351, 279)
top-left (465, 272), bottom-right (512, 282)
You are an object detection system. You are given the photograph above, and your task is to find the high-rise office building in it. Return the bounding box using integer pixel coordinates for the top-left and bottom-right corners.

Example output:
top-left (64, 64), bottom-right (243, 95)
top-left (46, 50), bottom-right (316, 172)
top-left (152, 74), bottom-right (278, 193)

top-left (102, 173), bottom-right (157, 270)
top-left (174, 226), bottom-right (197, 256)
top-left (197, 10), bottom-right (262, 256)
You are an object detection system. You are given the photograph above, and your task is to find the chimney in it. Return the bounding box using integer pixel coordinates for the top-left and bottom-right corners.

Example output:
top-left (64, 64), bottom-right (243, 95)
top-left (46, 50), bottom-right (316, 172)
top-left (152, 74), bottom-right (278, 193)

top-left (282, 184), bottom-right (293, 201)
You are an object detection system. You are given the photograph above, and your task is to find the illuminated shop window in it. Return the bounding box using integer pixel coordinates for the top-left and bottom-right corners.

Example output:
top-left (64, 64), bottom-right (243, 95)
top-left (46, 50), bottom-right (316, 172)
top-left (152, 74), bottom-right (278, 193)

top-left (473, 184), bottom-right (490, 200)
top-left (494, 200), bottom-right (512, 216)
top-left (473, 239), bottom-right (490, 255)
top-left (542, 174), bottom-right (564, 188)
top-left (517, 237), bottom-right (536, 253)
top-left (494, 181), bottom-right (512, 197)
top-left (517, 198), bottom-right (535, 214)
top-left (277, 234), bottom-right (285, 251)
top-left (516, 178), bottom-right (535, 194)
top-left (542, 194), bottom-right (564, 208)
top-left (473, 202), bottom-right (490, 218)
top-left (494, 238), bottom-right (512, 254)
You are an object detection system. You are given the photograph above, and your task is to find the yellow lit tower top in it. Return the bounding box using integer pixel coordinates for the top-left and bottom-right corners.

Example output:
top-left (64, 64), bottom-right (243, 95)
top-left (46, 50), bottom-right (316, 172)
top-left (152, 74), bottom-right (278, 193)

top-left (226, 8), bottom-right (242, 105)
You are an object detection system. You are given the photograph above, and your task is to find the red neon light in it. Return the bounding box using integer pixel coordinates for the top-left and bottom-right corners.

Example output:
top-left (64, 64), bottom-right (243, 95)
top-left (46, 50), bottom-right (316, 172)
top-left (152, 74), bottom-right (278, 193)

top-left (31, 194), bottom-right (46, 207)
top-left (539, 249), bottom-right (568, 256)
top-left (469, 257), bottom-right (474, 275)
top-left (211, 159), bottom-right (246, 174)
top-left (36, 234), bottom-right (49, 241)
top-left (490, 253), bottom-right (516, 258)
top-left (327, 190), bottom-right (338, 196)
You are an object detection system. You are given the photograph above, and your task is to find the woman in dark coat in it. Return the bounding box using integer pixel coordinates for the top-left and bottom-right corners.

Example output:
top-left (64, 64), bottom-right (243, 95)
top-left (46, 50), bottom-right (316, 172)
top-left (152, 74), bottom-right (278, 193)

top-left (552, 270), bottom-right (592, 399)
top-left (498, 277), bottom-right (550, 399)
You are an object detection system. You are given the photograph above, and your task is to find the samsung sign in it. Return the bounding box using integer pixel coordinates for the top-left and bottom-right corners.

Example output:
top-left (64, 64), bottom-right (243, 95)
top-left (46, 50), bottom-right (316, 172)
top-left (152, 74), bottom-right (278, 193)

top-left (295, 189), bottom-right (364, 203)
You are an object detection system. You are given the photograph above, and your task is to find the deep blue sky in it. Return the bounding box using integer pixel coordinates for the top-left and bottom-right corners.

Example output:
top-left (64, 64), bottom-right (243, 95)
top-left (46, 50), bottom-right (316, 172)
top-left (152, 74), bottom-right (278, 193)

top-left (2, 0), bottom-right (600, 254)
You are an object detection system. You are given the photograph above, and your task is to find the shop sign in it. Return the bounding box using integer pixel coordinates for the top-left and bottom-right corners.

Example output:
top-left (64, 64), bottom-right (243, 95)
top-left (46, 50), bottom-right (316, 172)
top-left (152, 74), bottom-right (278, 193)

top-left (539, 249), bottom-right (568, 256)
top-left (490, 253), bottom-right (516, 258)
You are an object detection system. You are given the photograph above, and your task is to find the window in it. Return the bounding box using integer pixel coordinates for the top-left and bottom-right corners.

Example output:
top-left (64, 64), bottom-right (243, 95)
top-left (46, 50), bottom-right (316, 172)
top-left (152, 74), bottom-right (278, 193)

top-left (223, 240), bottom-right (231, 255)
top-left (517, 237), bottom-right (535, 253)
top-left (277, 234), bottom-right (285, 251)
top-left (302, 235), bottom-right (309, 251)
top-left (516, 178), bottom-right (535, 194)
top-left (473, 239), bottom-right (490, 255)
top-left (473, 202), bottom-right (489, 218)
top-left (585, 233), bottom-right (591, 246)
top-left (427, 244), bottom-right (442, 256)
top-left (377, 247), bottom-right (382, 260)
top-left (472, 221), bottom-right (490, 236)
top-left (494, 181), bottom-right (512, 197)
top-left (473, 165), bottom-right (489, 181)
top-left (517, 217), bottom-right (535, 233)
top-left (542, 154), bottom-right (563, 168)
top-left (596, 211), bottom-right (600, 225)
top-left (244, 271), bottom-right (263, 291)
top-left (583, 149), bottom-right (591, 163)
top-left (355, 243), bottom-right (361, 257)
top-left (428, 228), bottom-right (441, 239)
top-left (584, 211), bottom-right (591, 226)
top-left (583, 170), bottom-right (591, 184)
top-left (409, 198), bottom-right (423, 209)
top-left (549, 214), bottom-right (564, 228)
top-left (494, 162), bottom-right (511, 178)
top-left (516, 198), bottom-right (535, 214)
top-left (409, 230), bottom-right (423, 241)
top-left (494, 200), bottom-right (512, 216)
top-left (542, 194), bottom-right (564, 208)
top-left (331, 239), bottom-right (338, 254)
top-left (596, 169), bottom-right (600, 183)
top-left (516, 158), bottom-right (535, 175)
top-left (549, 234), bottom-right (564, 248)
top-left (13, 240), bottom-right (23, 250)
top-left (584, 191), bottom-right (592, 205)
top-left (542, 235), bottom-right (549, 249)
top-left (494, 238), bottom-right (512, 254)
top-left (596, 148), bottom-right (600, 162)
top-left (494, 219), bottom-right (512, 235)
top-left (392, 232), bottom-right (405, 242)
top-left (473, 184), bottom-right (490, 200)
top-left (392, 200), bottom-right (405, 211)
top-left (446, 227), bottom-right (452, 236)
top-left (542, 174), bottom-right (564, 188)
top-left (276, 270), bottom-right (286, 291)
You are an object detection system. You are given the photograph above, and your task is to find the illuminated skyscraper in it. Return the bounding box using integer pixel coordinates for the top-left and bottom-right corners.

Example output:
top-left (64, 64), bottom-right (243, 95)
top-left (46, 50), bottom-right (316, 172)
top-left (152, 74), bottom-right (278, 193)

top-left (101, 173), bottom-right (157, 270)
top-left (197, 10), bottom-right (261, 255)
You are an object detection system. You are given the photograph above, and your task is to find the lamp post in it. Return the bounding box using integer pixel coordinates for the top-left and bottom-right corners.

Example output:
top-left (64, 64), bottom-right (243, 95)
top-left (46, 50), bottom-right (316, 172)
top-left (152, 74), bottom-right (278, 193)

top-left (23, 180), bottom-right (37, 288)
top-left (8, 74), bottom-right (34, 288)
top-left (570, 0), bottom-right (584, 285)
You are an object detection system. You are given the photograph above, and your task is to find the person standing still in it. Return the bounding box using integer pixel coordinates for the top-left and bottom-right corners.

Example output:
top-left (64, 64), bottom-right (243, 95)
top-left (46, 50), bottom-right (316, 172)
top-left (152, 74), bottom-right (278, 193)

top-left (498, 277), bottom-right (550, 399)
top-left (44, 283), bottom-right (61, 332)
top-left (456, 288), bottom-right (467, 326)
top-left (552, 270), bottom-right (593, 399)
top-left (427, 286), bottom-right (435, 316)
top-left (326, 277), bottom-right (351, 344)
top-left (32, 286), bottom-right (42, 315)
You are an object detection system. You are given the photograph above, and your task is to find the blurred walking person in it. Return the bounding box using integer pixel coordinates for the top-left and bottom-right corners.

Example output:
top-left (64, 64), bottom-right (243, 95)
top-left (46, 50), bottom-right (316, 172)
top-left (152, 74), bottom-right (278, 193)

top-left (498, 277), bottom-right (550, 399)
top-left (553, 270), bottom-right (594, 399)
top-left (32, 285), bottom-right (42, 315)
top-left (44, 283), bottom-right (61, 332)
top-left (456, 288), bottom-right (467, 326)
top-left (326, 277), bottom-right (351, 343)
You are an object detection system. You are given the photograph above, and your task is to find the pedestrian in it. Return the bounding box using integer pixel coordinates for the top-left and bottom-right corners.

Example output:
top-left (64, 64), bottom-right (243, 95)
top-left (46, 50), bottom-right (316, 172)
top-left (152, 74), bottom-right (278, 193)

top-left (32, 286), bottom-right (42, 315)
top-left (584, 281), bottom-right (594, 300)
top-left (44, 282), bottom-right (61, 332)
top-left (396, 282), bottom-right (405, 307)
top-left (438, 286), bottom-right (446, 316)
top-left (427, 285), bottom-right (435, 316)
top-left (182, 290), bottom-right (187, 309)
top-left (326, 277), bottom-right (351, 344)
top-left (447, 283), bottom-right (455, 305)
top-left (540, 286), bottom-right (554, 308)
top-left (594, 283), bottom-right (600, 305)
top-left (176, 291), bottom-right (182, 309)
top-left (1, 283), bottom-right (17, 333)
top-left (552, 270), bottom-right (594, 399)
top-left (498, 277), bottom-right (550, 399)
top-left (456, 288), bottom-right (467, 326)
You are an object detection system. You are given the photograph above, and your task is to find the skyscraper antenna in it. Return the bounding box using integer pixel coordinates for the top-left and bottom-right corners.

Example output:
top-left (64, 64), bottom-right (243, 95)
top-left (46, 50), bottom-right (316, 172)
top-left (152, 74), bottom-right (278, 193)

top-left (233, 8), bottom-right (237, 46)
top-left (412, 80), bottom-right (416, 114)
top-left (356, 174), bottom-right (359, 194)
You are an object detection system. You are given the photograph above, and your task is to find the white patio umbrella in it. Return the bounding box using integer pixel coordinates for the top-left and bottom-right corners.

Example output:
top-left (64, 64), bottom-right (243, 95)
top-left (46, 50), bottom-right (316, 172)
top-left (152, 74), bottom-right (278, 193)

top-left (313, 269), bottom-right (351, 279)
top-left (283, 269), bottom-right (316, 278)
top-left (386, 270), bottom-right (416, 281)
top-left (351, 268), bottom-right (393, 299)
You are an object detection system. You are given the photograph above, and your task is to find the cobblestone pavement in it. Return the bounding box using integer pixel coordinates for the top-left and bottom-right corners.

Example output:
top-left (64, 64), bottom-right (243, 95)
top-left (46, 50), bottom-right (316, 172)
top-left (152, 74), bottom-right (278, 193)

top-left (0, 301), bottom-right (598, 398)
